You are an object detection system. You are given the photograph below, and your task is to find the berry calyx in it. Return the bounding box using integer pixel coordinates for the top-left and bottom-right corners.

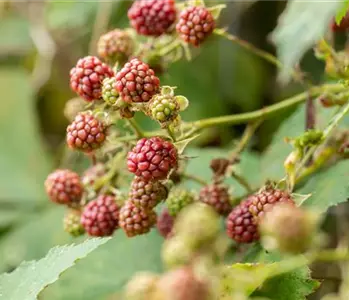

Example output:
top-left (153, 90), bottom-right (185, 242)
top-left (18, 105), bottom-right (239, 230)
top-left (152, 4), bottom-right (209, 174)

top-left (226, 197), bottom-right (259, 244)
top-left (66, 113), bottom-right (107, 153)
top-left (127, 137), bottom-right (178, 181)
top-left (81, 194), bottom-right (120, 236)
top-left (129, 176), bottom-right (168, 209)
top-left (128, 0), bottom-right (177, 36)
top-left (97, 29), bottom-right (134, 64)
top-left (248, 188), bottom-right (295, 221)
top-left (199, 184), bottom-right (232, 215)
top-left (157, 208), bottom-right (174, 239)
top-left (70, 56), bottom-right (113, 102)
top-left (63, 209), bottom-right (85, 237)
top-left (115, 58), bottom-right (160, 103)
top-left (166, 188), bottom-right (195, 217)
top-left (45, 169), bottom-right (83, 207)
top-left (119, 201), bottom-right (157, 237)
top-left (176, 6), bottom-right (215, 46)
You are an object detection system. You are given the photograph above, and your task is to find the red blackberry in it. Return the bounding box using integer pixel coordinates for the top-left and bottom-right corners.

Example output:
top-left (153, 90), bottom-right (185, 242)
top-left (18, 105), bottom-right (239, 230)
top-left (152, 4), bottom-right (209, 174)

top-left (66, 113), bottom-right (107, 153)
top-left (97, 29), bottom-right (134, 63)
top-left (154, 267), bottom-right (209, 300)
top-left (119, 201), bottom-right (157, 237)
top-left (157, 208), bottom-right (174, 238)
top-left (249, 188), bottom-right (295, 221)
top-left (70, 56), bottom-right (113, 102)
top-left (226, 198), bottom-right (259, 244)
top-left (45, 169), bottom-right (83, 207)
top-left (199, 184), bottom-right (232, 215)
top-left (81, 194), bottom-right (120, 236)
top-left (115, 58), bottom-right (160, 103)
top-left (176, 6), bottom-right (215, 46)
top-left (127, 137), bottom-right (178, 181)
top-left (128, 0), bottom-right (177, 36)
top-left (129, 176), bottom-right (168, 209)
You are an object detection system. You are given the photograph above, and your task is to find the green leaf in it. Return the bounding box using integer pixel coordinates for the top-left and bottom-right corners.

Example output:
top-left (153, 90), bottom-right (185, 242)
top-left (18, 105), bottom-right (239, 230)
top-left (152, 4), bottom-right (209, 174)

top-left (271, 1), bottom-right (344, 82)
top-left (0, 237), bottom-right (110, 300)
top-left (0, 69), bottom-right (52, 206)
top-left (335, 0), bottom-right (349, 25)
top-left (252, 266), bottom-right (319, 300)
top-left (0, 208), bottom-right (164, 300)
top-left (297, 161), bottom-right (349, 213)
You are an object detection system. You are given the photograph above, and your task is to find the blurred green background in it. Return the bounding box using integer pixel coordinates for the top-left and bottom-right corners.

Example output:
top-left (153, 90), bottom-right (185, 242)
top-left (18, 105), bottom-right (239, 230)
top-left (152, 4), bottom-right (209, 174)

top-left (0, 1), bottom-right (339, 299)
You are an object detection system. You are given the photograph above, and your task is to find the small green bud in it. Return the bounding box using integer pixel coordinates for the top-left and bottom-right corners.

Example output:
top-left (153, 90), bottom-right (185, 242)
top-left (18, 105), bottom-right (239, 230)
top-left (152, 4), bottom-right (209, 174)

top-left (166, 188), bottom-right (195, 217)
top-left (124, 272), bottom-right (159, 300)
top-left (63, 209), bottom-right (85, 237)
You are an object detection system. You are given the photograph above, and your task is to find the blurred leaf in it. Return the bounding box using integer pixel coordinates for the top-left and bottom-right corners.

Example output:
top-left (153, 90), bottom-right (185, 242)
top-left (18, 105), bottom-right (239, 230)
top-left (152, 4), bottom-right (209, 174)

top-left (0, 237), bottom-right (110, 300)
top-left (184, 148), bottom-right (261, 197)
top-left (272, 1), bottom-right (343, 82)
top-left (0, 69), bottom-right (52, 206)
top-left (297, 161), bottom-right (349, 213)
top-left (0, 16), bottom-right (32, 54)
top-left (335, 0), bottom-right (349, 25)
top-left (0, 207), bottom-right (163, 300)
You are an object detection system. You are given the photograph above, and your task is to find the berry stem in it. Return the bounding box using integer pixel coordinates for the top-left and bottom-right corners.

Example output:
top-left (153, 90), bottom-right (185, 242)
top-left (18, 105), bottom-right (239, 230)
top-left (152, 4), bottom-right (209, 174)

top-left (231, 172), bottom-right (253, 193)
top-left (181, 173), bottom-right (207, 186)
top-left (167, 127), bottom-right (177, 142)
top-left (186, 83), bottom-right (345, 134)
top-left (127, 118), bottom-right (145, 138)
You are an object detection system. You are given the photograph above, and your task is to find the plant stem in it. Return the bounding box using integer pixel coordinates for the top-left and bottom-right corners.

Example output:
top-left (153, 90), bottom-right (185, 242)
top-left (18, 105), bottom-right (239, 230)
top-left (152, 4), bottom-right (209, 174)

top-left (167, 127), bottom-right (177, 142)
top-left (181, 173), bottom-right (207, 186)
top-left (186, 83), bottom-right (345, 134)
top-left (231, 172), bottom-right (253, 193)
top-left (230, 121), bottom-right (261, 162)
top-left (127, 118), bottom-right (145, 138)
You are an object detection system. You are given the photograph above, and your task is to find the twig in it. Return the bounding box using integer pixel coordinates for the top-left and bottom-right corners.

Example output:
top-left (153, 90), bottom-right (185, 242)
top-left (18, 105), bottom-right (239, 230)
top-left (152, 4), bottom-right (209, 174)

top-left (231, 172), bottom-right (253, 193)
top-left (127, 119), bottom-right (145, 138)
top-left (181, 173), bottom-right (207, 186)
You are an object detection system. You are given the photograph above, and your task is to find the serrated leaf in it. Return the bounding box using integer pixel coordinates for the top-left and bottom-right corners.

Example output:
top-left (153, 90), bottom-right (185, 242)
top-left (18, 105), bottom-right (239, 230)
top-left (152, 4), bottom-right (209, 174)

top-left (335, 0), bottom-right (349, 25)
top-left (175, 134), bottom-right (200, 154)
top-left (208, 4), bottom-right (226, 20)
top-left (297, 160), bottom-right (349, 213)
top-left (0, 238), bottom-right (110, 300)
top-left (271, 1), bottom-right (344, 83)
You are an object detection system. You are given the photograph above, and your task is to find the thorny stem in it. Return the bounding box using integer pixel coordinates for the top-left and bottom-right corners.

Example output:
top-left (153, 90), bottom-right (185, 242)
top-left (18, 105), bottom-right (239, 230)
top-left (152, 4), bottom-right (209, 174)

top-left (127, 118), bottom-right (145, 138)
top-left (185, 83), bottom-right (345, 135)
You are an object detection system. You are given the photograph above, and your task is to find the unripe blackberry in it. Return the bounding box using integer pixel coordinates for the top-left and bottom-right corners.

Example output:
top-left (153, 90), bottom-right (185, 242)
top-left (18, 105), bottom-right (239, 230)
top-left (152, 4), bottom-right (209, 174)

top-left (176, 6), bottom-right (215, 46)
top-left (45, 169), bottom-right (83, 207)
top-left (162, 235), bottom-right (196, 269)
top-left (81, 194), bottom-right (120, 236)
top-left (115, 58), bottom-right (160, 103)
top-left (153, 267), bottom-right (209, 300)
top-left (82, 163), bottom-right (106, 187)
top-left (226, 198), bottom-right (259, 244)
top-left (129, 176), bottom-right (168, 209)
top-left (101, 77), bottom-right (119, 105)
top-left (64, 97), bottom-right (86, 122)
top-left (249, 188), bottom-right (295, 221)
top-left (97, 29), bottom-right (134, 63)
top-left (166, 189), bottom-right (194, 217)
top-left (199, 184), bottom-right (232, 215)
top-left (157, 208), bottom-right (174, 239)
top-left (119, 201), bottom-right (157, 237)
top-left (70, 56), bottom-right (113, 102)
top-left (260, 203), bottom-right (319, 254)
top-left (66, 113), bottom-right (107, 153)
top-left (148, 92), bottom-right (180, 127)
top-left (174, 203), bottom-right (220, 248)
top-left (127, 137), bottom-right (178, 181)
top-left (124, 272), bottom-right (159, 300)
top-left (63, 209), bottom-right (85, 237)
top-left (128, 0), bottom-right (177, 36)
